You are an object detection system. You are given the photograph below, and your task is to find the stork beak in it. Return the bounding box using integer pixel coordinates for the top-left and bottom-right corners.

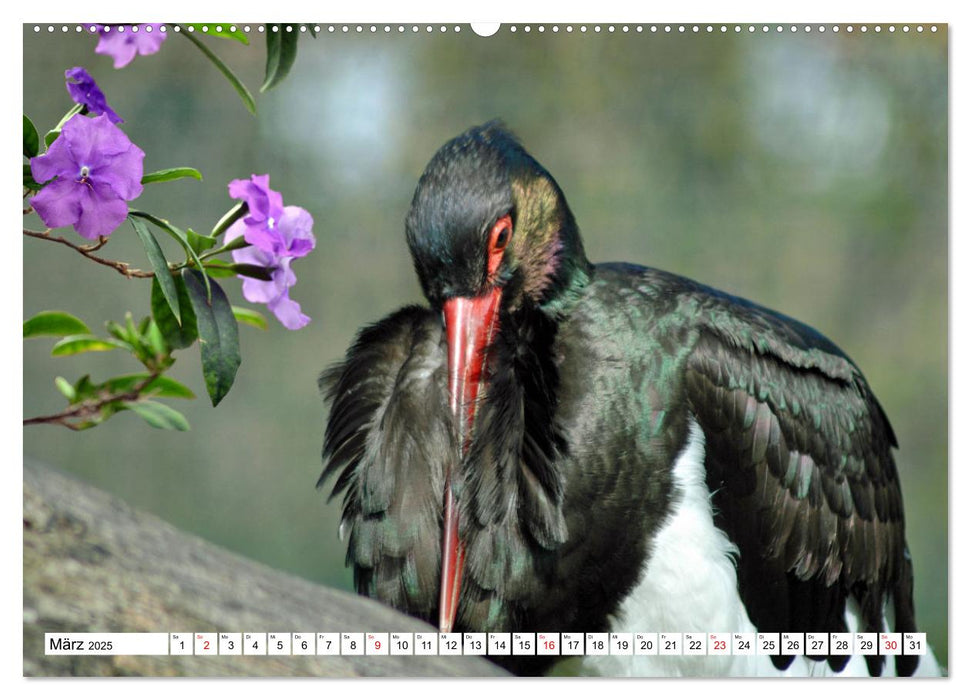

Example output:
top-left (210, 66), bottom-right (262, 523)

top-left (439, 287), bottom-right (503, 632)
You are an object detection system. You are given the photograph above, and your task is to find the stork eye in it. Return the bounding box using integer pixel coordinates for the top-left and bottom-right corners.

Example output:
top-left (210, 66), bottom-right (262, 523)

top-left (488, 214), bottom-right (513, 253)
top-left (486, 213), bottom-right (513, 279)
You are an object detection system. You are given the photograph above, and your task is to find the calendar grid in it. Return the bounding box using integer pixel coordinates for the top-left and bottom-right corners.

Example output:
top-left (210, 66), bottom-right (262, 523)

top-left (44, 631), bottom-right (927, 657)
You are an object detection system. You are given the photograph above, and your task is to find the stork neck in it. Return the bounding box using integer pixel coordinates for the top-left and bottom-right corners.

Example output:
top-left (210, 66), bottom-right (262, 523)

top-left (538, 240), bottom-right (593, 320)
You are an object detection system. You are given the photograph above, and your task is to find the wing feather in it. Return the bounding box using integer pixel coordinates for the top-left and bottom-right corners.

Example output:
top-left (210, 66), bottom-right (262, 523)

top-left (319, 306), bottom-right (452, 620)
top-left (685, 304), bottom-right (917, 676)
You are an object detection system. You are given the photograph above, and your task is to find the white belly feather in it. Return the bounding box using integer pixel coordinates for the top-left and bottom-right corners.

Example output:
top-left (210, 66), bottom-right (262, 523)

top-left (579, 419), bottom-right (941, 677)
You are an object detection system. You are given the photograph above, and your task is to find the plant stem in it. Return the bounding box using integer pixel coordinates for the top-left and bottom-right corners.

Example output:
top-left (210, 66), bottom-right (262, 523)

top-left (23, 228), bottom-right (154, 279)
top-left (199, 235), bottom-right (251, 261)
top-left (23, 373), bottom-right (160, 430)
top-left (174, 25), bottom-right (257, 114)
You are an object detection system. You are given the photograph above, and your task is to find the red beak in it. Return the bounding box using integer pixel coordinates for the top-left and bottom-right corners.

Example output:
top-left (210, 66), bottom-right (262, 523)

top-left (439, 288), bottom-right (502, 633)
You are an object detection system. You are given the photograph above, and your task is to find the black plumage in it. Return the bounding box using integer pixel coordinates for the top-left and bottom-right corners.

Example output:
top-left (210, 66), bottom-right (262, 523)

top-left (319, 123), bottom-right (921, 676)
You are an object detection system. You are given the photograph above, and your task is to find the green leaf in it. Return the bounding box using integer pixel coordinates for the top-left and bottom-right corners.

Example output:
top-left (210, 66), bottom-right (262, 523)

top-left (124, 400), bottom-right (191, 431)
top-left (125, 312), bottom-right (139, 341)
top-left (44, 103), bottom-right (83, 147)
top-left (144, 319), bottom-right (170, 360)
top-left (232, 306), bottom-right (268, 331)
top-left (147, 375), bottom-right (195, 399)
top-left (105, 320), bottom-right (129, 343)
top-left (204, 262), bottom-right (275, 281)
top-left (182, 270), bottom-right (241, 406)
top-left (186, 24), bottom-right (250, 44)
top-left (187, 228), bottom-right (218, 255)
top-left (141, 167), bottom-right (203, 185)
top-left (129, 216), bottom-right (180, 323)
top-left (261, 26), bottom-right (299, 92)
top-left (23, 163), bottom-right (44, 191)
top-left (51, 335), bottom-right (132, 357)
top-left (24, 311), bottom-right (92, 338)
top-left (117, 312), bottom-right (155, 366)
top-left (73, 375), bottom-right (97, 401)
top-left (103, 373), bottom-right (195, 399)
top-left (129, 210), bottom-right (210, 300)
top-left (54, 376), bottom-right (76, 401)
top-left (152, 276), bottom-right (198, 349)
top-left (24, 114), bottom-right (39, 159)
top-left (178, 27), bottom-right (256, 115)
top-left (200, 265), bottom-right (234, 278)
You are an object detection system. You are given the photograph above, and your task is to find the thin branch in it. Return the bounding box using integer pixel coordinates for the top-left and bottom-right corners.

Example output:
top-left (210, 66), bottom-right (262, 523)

top-left (23, 374), bottom-right (160, 430)
top-left (23, 228), bottom-right (154, 279)
top-left (84, 236), bottom-right (110, 252)
top-left (22, 413), bottom-right (85, 431)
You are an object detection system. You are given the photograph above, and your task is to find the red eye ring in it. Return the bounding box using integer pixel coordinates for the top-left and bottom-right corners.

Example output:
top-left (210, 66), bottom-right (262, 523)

top-left (487, 214), bottom-right (513, 278)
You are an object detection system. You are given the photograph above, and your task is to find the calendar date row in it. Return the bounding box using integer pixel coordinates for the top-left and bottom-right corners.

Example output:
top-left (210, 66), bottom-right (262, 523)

top-left (46, 631), bottom-right (928, 657)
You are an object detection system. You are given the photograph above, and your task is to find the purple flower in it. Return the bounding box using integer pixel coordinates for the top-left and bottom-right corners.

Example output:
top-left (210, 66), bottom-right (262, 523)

top-left (65, 67), bottom-right (122, 123)
top-left (227, 174), bottom-right (317, 260)
top-left (95, 24), bottom-right (167, 69)
top-left (227, 174), bottom-right (285, 253)
top-left (29, 114), bottom-right (145, 240)
top-left (225, 175), bottom-right (315, 330)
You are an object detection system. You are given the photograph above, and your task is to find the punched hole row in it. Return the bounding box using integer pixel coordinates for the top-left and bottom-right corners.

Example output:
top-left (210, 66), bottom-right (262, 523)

top-left (32, 24), bottom-right (941, 35)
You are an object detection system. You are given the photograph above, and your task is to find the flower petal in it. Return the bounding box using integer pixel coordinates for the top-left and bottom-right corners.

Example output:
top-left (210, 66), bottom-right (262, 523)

top-left (241, 225), bottom-right (284, 255)
top-left (240, 277), bottom-right (283, 305)
top-left (223, 219), bottom-right (244, 243)
top-left (65, 67), bottom-right (123, 123)
top-left (228, 174), bottom-right (284, 226)
top-left (231, 240), bottom-right (274, 268)
top-left (273, 258), bottom-right (298, 288)
top-left (268, 292), bottom-right (310, 330)
top-left (277, 206), bottom-right (316, 257)
top-left (64, 66), bottom-right (90, 83)
top-left (30, 179), bottom-right (83, 230)
top-left (62, 113), bottom-right (135, 166)
top-left (74, 181), bottom-right (130, 239)
top-left (30, 135), bottom-right (76, 184)
top-left (95, 29), bottom-right (139, 69)
top-left (97, 141), bottom-right (145, 200)
top-left (133, 25), bottom-right (167, 56)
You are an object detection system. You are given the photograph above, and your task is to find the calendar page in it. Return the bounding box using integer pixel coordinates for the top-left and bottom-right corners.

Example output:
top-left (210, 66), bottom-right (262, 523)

top-left (21, 9), bottom-right (948, 681)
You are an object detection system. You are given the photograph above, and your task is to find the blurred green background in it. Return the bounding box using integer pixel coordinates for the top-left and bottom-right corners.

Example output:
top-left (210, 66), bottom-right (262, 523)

top-left (22, 24), bottom-right (947, 669)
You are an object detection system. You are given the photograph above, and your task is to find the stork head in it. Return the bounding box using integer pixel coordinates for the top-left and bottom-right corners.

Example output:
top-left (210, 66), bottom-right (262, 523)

top-left (406, 122), bottom-right (589, 316)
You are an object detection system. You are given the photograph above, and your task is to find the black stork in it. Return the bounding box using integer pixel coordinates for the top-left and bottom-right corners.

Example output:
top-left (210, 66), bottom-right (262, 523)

top-left (319, 122), bottom-right (937, 677)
